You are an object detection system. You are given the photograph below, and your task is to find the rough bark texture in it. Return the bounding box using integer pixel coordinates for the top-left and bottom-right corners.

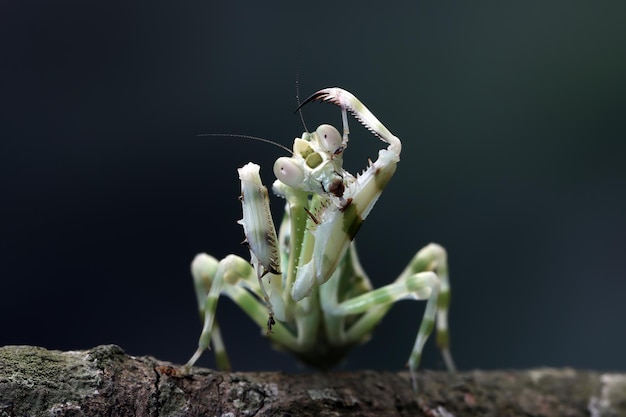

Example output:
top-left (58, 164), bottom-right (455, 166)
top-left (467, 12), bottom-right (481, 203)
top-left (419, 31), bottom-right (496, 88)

top-left (0, 345), bottom-right (625, 417)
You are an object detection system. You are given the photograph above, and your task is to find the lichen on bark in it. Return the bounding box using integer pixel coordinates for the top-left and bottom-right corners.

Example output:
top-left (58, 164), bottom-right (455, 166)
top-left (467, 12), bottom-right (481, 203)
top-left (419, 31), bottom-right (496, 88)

top-left (0, 344), bottom-right (625, 416)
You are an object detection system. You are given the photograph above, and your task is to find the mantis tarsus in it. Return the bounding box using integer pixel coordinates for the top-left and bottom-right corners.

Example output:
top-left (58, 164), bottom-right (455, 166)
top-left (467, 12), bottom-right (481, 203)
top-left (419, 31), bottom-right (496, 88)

top-left (185, 87), bottom-right (456, 391)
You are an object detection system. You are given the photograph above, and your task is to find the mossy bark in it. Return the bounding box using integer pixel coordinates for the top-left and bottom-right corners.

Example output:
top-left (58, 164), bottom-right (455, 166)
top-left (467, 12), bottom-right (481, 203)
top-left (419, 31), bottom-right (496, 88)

top-left (0, 344), bottom-right (624, 416)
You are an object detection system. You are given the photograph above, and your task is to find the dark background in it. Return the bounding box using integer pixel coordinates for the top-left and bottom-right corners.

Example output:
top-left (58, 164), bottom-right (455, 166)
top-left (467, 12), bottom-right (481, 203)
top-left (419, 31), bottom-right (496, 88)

top-left (2, 2), bottom-right (625, 374)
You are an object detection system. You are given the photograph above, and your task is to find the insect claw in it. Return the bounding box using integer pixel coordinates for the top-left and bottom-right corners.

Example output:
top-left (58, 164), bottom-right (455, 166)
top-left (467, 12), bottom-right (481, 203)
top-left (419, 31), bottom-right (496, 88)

top-left (266, 314), bottom-right (276, 334)
top-left (293, 90), bottom-right (330, 112)
top-left (259, 266), bottom-right (280, 281)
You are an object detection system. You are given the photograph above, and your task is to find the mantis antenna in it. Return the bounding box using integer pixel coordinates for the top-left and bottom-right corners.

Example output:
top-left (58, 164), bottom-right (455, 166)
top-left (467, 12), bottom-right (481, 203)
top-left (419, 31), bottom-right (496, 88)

top-left (197, 133), bottom-right (293, 155)
top-left (295, 69), bottom-right (309, 133)
top-left (199, 69), bottom-right (310, 155)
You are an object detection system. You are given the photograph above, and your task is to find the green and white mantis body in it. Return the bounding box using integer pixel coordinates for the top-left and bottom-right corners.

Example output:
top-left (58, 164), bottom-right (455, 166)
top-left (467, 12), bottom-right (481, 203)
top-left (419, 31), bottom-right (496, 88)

top-left (186, 87), bottom-right (456, 391)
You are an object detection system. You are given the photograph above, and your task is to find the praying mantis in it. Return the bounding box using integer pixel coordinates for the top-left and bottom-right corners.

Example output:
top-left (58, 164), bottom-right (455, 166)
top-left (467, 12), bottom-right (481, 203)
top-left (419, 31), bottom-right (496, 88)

top-left (185, 87), bottom-right (456, 391)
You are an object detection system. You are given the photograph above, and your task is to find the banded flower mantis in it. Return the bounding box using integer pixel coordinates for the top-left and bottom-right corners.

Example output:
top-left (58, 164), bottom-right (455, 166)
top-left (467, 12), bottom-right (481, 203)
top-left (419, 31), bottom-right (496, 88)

top-left (185, 87), bottom-right (456, 391)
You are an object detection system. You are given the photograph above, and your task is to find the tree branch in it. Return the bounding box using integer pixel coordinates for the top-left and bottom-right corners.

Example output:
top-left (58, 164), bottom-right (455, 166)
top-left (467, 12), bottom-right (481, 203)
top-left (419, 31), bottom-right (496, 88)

top-left (0, 345), bottom-right (624, 416)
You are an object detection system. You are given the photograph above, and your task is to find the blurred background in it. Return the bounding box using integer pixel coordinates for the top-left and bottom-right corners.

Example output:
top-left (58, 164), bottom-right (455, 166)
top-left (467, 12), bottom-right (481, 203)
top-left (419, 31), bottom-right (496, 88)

top-left (2, 2), bottom-right (625, 374)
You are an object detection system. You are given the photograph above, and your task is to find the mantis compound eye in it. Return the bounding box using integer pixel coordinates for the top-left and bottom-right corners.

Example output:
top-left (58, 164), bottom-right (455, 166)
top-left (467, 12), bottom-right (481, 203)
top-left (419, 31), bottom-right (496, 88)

top-left (274, 156), bottom-right (305, 187)
top-left (316, 124), bottom-right (342, 154)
